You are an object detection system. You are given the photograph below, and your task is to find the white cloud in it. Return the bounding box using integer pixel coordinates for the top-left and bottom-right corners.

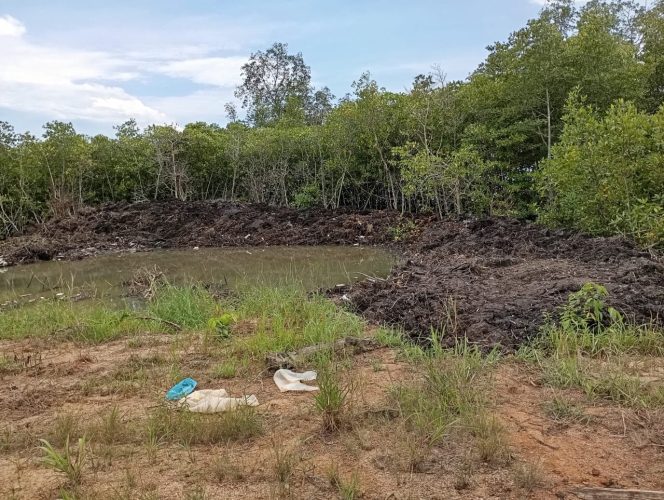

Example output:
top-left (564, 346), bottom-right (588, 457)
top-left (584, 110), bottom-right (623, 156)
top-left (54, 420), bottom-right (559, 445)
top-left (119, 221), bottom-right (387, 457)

top-left (0, 15), bottom-right (25, 37)
top-left (0, 14), bottom-right (252, 129)
top-left (157, 57), bottom-right (246, 87)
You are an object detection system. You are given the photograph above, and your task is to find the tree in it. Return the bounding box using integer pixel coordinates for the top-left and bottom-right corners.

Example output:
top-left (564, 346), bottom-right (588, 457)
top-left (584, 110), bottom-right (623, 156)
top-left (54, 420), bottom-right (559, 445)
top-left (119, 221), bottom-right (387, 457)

top-left (538, 96), bottom-right (664, 247)
top-left (235, 42), bottom-right (312, 127)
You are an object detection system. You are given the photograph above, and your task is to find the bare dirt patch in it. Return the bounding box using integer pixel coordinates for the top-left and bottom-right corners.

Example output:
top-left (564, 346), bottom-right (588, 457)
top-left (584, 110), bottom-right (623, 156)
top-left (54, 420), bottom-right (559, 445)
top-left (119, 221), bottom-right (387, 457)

top-left (2, 333), bottom-right (664, 499)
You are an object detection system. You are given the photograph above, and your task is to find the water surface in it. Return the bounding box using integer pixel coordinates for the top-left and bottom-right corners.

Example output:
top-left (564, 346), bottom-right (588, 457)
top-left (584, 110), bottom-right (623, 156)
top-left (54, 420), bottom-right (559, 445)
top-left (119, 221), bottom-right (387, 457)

top-left (0, 246), bottom-right (395, 302)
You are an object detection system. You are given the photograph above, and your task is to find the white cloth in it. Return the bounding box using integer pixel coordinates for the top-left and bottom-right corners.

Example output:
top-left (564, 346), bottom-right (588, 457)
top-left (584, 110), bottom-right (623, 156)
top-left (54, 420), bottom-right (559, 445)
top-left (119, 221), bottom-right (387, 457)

top-left (182, 389), bottom-right (259, 413)
top-left (273, 369), bottom-right (319, 392)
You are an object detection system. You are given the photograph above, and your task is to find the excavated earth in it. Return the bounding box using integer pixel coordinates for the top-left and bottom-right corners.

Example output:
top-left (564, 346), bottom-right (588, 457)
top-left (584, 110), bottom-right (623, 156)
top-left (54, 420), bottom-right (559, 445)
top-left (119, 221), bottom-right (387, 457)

top-left (1, 202), bottom-right (662, 349)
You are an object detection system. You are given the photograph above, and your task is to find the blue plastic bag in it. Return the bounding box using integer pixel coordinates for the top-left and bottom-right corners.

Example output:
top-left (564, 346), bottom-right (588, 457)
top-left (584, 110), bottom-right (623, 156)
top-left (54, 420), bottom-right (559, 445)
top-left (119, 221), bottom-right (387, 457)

top-left (166, 378), bottom-right (197, 401)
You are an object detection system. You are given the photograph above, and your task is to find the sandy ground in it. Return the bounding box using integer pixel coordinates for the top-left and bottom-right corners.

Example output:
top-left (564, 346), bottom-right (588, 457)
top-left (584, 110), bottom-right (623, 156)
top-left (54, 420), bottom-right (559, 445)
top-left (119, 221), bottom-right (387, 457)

top-left (2, 333), bottom-right (663, 499)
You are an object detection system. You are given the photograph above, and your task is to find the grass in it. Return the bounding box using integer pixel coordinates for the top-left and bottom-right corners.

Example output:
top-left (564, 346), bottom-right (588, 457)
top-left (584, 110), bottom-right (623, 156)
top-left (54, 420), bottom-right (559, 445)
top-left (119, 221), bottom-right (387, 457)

top-left (542, 396), bottom-right (590, 424)
top-left (522, 283), bottom-right (664, 409)
top-left (230, 286), bottom-right (364, 358)
top-left (39, 436), bottom-right (87, 487)
top-left (327, 465), bottom-right (362, 500)
top-left (211, 359), bottom-right (240, 379)
top-left (147, 285), bottom-right (217, 329)
top-left (392, 340), bottom-right (497, 444)
top-left (512, 461), bottom-right (544, 492)
top-left (314, 367), bottom-right (353, 432)
top-left (146, 405), bottom-right (262, 446)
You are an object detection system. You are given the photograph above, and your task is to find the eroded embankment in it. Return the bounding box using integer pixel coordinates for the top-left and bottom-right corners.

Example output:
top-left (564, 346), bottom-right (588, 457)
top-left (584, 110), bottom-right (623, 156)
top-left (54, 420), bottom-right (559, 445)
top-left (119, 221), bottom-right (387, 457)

top-left (1, 202), bottom-right (662, 348)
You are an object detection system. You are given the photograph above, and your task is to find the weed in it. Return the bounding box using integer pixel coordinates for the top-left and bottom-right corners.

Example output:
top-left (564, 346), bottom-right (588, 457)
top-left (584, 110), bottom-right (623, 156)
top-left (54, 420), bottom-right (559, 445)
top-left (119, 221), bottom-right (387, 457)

top-left (231, 287), bottom-right (363, 357)
top-left (0, 354), bottom-right (20, 375)
top-left (210, 454), bottom-right (245, 483)
top-left (148, 286), bottom-right (217, 330)
top-left (374, 327), bottom-right (405, 348)
top-left (314, 368), bottom-right (352, 432)
top-left (512, 461), bottom-right (544, 492)
top-left (93, 406), bottom-right (127, 445)
top-left (146, 405), bottom-right (262, 445)
top-left (207, 313), bottom-right (236, 339)
top-left (453, 456), bottom-right (474, 491)
top-left (543, 396), bottom-right (590, 424)
top-left (272, 441), bottom-right (298, 485)
top-left (388, 219), bottom-right (417, 242)
top-left (212, 359), bottom-right (238, 379)
top-left (39, 436), bottom-right (87, 486)
top-left (183, 485), bottom-right (208, 500)
top-left (327, 465), bottom-right (362, 500)
top-left (470, 414), bottom-right (512, 465)
top-left (392, 340), bottom-right (495, 446)
top-left (48, 414), bottom-right (83, 448)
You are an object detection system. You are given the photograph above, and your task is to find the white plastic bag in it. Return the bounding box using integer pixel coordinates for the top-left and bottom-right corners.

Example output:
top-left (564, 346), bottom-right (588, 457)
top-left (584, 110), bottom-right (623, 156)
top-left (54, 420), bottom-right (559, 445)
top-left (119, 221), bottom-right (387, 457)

top-left (273, 369), bottom-right (319, 392)
top-left (182, 389), bottom-right (259, 413)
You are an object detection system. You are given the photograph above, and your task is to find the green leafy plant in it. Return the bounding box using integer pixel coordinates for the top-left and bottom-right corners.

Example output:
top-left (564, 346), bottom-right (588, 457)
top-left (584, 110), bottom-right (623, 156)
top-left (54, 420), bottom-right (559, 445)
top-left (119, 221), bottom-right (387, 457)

top-left (207, 313), bottom-right (236, 339)
top-left (39, 436), bottom-right (87, 486)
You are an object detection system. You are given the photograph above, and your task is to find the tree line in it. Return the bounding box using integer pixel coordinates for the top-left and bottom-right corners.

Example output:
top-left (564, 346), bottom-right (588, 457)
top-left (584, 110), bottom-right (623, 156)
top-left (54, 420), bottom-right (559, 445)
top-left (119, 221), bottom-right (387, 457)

top-left (0, 0), bottom-right (662, 247)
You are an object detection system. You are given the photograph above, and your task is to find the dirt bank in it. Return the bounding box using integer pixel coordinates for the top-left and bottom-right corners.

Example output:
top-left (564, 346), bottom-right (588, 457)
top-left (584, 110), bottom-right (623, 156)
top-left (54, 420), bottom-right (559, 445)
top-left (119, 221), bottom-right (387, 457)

top-left (0, 201), bottom-right (406, 266)
top-left (1, 202), bottom-right (662, 348)
top-left (341, 218), bottom-right (664, 349)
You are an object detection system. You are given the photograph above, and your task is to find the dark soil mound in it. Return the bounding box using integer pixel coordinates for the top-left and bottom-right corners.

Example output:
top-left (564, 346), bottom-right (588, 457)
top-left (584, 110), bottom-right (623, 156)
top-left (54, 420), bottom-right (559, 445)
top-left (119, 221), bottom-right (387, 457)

top-left (342, 218), bottom-right (663, 349)
top-left (0, 201), bottom-right (407, 266)
top-left (2, 203), bottom-right (661, 349)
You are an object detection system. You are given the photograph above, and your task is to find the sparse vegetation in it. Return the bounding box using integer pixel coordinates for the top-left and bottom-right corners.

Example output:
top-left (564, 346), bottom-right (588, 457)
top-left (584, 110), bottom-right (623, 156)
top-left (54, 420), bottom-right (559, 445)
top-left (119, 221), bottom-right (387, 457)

top-left (39, 436), bottom-right (88, 487)
top-left (314, 367), bottom-right (353, 432)
top-left (146, 405), bottom-right (262, 446)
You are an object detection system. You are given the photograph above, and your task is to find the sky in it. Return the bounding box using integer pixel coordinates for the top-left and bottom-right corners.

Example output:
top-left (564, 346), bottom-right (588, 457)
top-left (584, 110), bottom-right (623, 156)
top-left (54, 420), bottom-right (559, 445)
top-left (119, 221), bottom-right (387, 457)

top-left (0, 0), bottom-right (575, 136)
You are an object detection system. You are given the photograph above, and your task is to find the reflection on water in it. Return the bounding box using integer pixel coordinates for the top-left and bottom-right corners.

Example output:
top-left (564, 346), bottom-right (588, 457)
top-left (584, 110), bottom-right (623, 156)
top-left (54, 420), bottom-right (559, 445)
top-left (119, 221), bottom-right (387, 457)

top-left (0, 246), bottom-right (395, 302)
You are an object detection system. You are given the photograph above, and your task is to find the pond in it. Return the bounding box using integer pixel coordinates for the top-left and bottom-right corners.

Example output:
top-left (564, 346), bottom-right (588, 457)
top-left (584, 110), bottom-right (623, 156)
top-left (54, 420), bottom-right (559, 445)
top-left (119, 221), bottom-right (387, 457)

top-left (0, 246), bottom-right (395, 303)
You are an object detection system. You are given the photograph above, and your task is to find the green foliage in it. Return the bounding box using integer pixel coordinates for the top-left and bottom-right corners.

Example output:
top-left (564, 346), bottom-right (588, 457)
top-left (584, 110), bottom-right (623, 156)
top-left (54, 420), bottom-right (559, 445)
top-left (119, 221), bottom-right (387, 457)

top-left (147, 286), bottom-right (217, 329)
top-left (1, 1), bottom-right (663, 245)
top-left (207, 313), bottom-right (236, 339)
top-left (230, 286), bottom-right (364, 357)
top-left (387, 219), bottom-right (417, 242)
top-left (538, 99), bottom-right (664, 247)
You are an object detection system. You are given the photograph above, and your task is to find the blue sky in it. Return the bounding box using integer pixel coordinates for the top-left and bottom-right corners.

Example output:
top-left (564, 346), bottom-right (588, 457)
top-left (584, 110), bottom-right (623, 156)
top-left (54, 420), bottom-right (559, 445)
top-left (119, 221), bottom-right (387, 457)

top-left (1, 0), bottom-right (559, 136)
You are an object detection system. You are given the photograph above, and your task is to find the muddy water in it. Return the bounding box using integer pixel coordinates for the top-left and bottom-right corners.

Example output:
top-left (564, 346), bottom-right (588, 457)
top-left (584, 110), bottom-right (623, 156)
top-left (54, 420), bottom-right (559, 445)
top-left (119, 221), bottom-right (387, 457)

top-left (0, 246), bottom-right (395, 302)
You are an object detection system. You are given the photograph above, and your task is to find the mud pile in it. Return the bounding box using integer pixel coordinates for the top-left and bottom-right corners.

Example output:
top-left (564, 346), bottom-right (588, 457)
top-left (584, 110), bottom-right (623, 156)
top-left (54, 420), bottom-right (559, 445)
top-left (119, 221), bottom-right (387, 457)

top-left (0, 201), bottom-right (406, 266)
top-left (343, 218), bottom-right (664, 349)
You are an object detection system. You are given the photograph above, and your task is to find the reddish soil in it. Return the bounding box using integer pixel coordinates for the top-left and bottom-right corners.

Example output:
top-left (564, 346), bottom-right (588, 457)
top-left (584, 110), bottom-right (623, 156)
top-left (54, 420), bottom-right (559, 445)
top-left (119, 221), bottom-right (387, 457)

top-left (2, 334), bottom-right (663, 499)
top-left (1, 203), bottom-right (662, 349)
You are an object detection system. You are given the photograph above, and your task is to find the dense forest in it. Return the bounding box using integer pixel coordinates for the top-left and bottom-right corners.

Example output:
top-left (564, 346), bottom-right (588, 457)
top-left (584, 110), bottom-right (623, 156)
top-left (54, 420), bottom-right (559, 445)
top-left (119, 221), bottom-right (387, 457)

top-left (1, 0), bottom-right (662, 247)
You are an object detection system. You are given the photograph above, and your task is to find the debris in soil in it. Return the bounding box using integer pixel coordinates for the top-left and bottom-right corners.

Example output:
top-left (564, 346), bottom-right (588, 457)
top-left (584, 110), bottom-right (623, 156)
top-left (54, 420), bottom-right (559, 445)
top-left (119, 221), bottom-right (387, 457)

top-left (123, 265), bottom-right (166, 300)
top-left (273, 369), bottom-right (319, 392)
top-left (340, 218), bottom-right (664, 349)
top-left (0, 200), bottom-right (412, 266)
top-left (265, 337), bottom-right (380, 370)
top-left (182, 389), bottom-right (259, 413)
